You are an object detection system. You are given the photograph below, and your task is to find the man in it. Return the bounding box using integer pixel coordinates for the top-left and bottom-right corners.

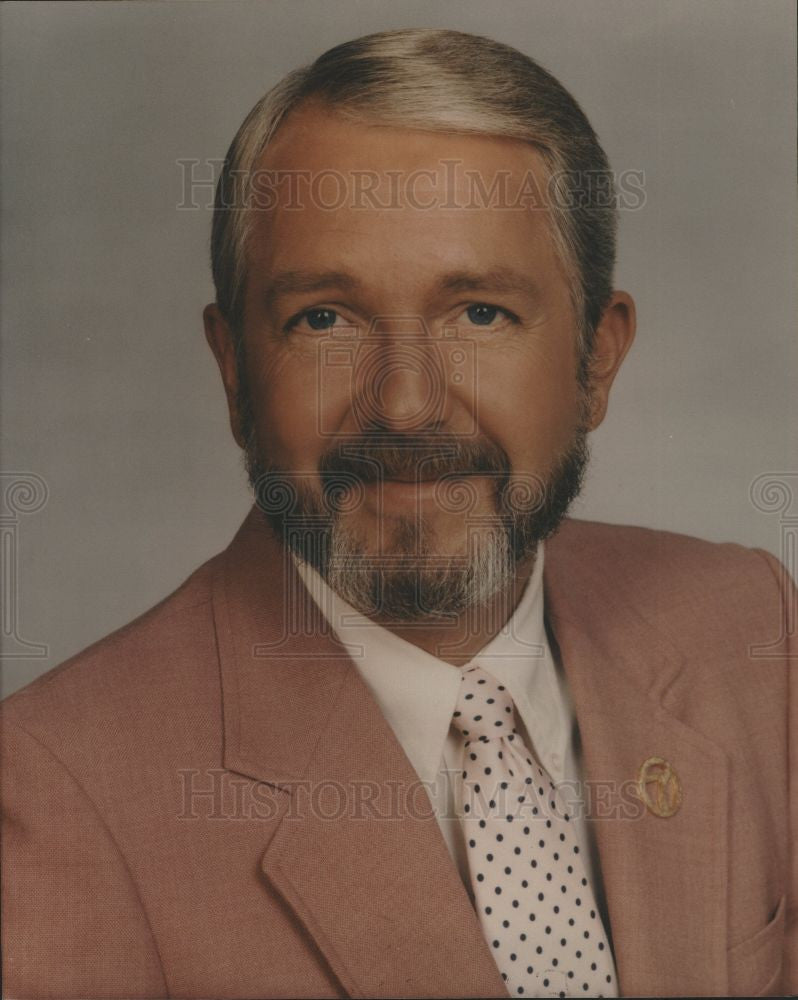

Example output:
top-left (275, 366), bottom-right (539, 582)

top-left (1, 27), bottom-right (794, 999)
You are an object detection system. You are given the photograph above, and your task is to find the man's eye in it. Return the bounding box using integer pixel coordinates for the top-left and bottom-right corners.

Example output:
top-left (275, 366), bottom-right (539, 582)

top-left (463, 303), bottom-right (515, 327)
top-left (302, 308), bottom-right (338, 331)
top-left (283, 307), bottom-right (342, 333)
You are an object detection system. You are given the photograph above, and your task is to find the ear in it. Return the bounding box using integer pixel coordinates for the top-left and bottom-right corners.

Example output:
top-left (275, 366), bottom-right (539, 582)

top-left (583, 291), bottom-right (636, 430)
top-left (203, 304), bottom-right (247, 448)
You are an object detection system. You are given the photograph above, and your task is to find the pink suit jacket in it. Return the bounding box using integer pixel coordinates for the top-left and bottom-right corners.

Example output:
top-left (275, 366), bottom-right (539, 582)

top-left (1, 508), bottom-right (795, 998)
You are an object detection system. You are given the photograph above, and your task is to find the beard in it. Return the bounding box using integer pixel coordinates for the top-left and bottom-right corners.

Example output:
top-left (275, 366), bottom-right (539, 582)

top-left (236, 359), bottom-right (592, 624)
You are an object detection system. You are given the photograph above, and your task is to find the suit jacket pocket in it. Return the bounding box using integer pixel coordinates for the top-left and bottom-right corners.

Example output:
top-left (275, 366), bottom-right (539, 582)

top-left (727, 893), bottom-right (786, 997)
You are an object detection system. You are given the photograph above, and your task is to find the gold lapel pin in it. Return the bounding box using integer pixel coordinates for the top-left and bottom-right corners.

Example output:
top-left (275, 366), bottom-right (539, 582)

top-left (636, 756), bottom-right (682, 817)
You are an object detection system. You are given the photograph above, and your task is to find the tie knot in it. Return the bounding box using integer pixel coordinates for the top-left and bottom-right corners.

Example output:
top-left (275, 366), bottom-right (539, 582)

top-left (451, 665), bottom-right (517, 741)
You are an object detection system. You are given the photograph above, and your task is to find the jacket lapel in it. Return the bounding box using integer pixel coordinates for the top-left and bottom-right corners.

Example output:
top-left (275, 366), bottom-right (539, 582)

top-left (212, 507), bottom-right (507, 999)
top-left (544, 523), bottom-right (730, 997)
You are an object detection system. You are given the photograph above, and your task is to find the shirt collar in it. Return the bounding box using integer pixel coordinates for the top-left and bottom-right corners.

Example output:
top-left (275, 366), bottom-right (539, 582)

top-left (291, 543), bottom-right (547, 786)
top-left (469, 545), bottom-right (563, 764)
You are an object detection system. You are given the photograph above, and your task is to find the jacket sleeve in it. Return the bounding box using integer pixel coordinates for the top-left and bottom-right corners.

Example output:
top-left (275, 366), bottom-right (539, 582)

top-left (756, 547), bottom-right (798, 997)
top-left (1, 720), bottom-right (168, 999)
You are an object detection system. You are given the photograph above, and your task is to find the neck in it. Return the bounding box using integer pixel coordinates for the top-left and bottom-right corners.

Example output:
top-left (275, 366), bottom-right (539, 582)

top-left (369, 548), bottom-right (538, 666)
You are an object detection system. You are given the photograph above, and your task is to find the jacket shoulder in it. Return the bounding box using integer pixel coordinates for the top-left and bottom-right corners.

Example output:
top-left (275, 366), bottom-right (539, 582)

top-left (548, 517), bottom-right (789, 634)
top-left (552, 516), bottom-right (779, 579)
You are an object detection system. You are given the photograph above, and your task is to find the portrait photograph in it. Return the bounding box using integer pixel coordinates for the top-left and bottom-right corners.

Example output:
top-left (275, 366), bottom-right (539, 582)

top-left (1, 1), bottom-right (796, 998)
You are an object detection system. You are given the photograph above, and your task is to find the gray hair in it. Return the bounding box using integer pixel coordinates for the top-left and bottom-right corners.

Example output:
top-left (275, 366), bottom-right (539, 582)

top-left (211, 28), bottom-right (617, 363)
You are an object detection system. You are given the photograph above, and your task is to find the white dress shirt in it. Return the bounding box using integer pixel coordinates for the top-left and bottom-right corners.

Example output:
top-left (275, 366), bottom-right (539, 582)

top-left (291, 543), bottom-right (607, 917)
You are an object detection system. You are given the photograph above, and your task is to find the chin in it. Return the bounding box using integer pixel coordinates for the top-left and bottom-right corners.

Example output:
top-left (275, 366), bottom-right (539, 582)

top-left (343, 506), bottom-right (479, 561)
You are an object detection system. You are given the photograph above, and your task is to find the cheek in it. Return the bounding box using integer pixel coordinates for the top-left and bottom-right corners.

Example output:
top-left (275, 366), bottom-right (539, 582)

top-left (475, 343), bottom-right (582, 468)
top-left (245, 347), bottom-right (316, 463)
top-left (245, 337), bottom-right (352, 467)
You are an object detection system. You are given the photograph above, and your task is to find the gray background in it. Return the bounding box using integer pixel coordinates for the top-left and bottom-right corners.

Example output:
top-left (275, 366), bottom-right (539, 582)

top-left (2, 0), bottom-right (796, 697)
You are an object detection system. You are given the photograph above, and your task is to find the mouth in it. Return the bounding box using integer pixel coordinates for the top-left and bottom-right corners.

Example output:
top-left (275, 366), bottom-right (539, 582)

top-left (362, 477), bottom-right (442, 504)
top-left (384, 477), bottom-right (438, 483)
top-left (362, 473), bottom-right (488, 505)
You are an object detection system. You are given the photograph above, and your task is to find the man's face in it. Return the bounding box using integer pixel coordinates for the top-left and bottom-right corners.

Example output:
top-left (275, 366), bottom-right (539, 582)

top-left (207, 104), bottom-right (631, 623)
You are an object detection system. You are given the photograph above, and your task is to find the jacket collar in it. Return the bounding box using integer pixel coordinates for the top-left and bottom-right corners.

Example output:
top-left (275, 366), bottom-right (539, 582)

top-left (212, 507), bottom-right (730, 997)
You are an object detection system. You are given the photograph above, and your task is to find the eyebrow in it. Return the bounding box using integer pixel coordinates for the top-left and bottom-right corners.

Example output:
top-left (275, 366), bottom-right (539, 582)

top-left (435, 268), bottom-right (541, 300)
top-left (263, 266), bottom-right (540, 308)
top-left (264, 270), bottom-right (362, 304)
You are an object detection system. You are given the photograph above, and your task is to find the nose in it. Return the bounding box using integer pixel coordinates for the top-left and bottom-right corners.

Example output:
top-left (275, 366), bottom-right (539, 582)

top-left (353, 316), bottom-right (454, 434)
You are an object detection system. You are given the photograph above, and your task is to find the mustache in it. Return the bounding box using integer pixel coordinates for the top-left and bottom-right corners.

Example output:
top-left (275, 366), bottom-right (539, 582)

top-left (318, 434), bottom-right (511, 485)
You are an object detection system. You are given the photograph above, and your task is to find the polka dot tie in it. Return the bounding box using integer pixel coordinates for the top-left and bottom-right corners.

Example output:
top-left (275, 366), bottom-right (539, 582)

top-left (452, 664), bottom-right (618, 998)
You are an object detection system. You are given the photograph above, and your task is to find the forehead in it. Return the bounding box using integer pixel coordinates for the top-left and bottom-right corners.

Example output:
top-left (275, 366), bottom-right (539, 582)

top-left (260, 102), bottom-right (548, 175)
top-left (246, 104), bottom-right (565, 297)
